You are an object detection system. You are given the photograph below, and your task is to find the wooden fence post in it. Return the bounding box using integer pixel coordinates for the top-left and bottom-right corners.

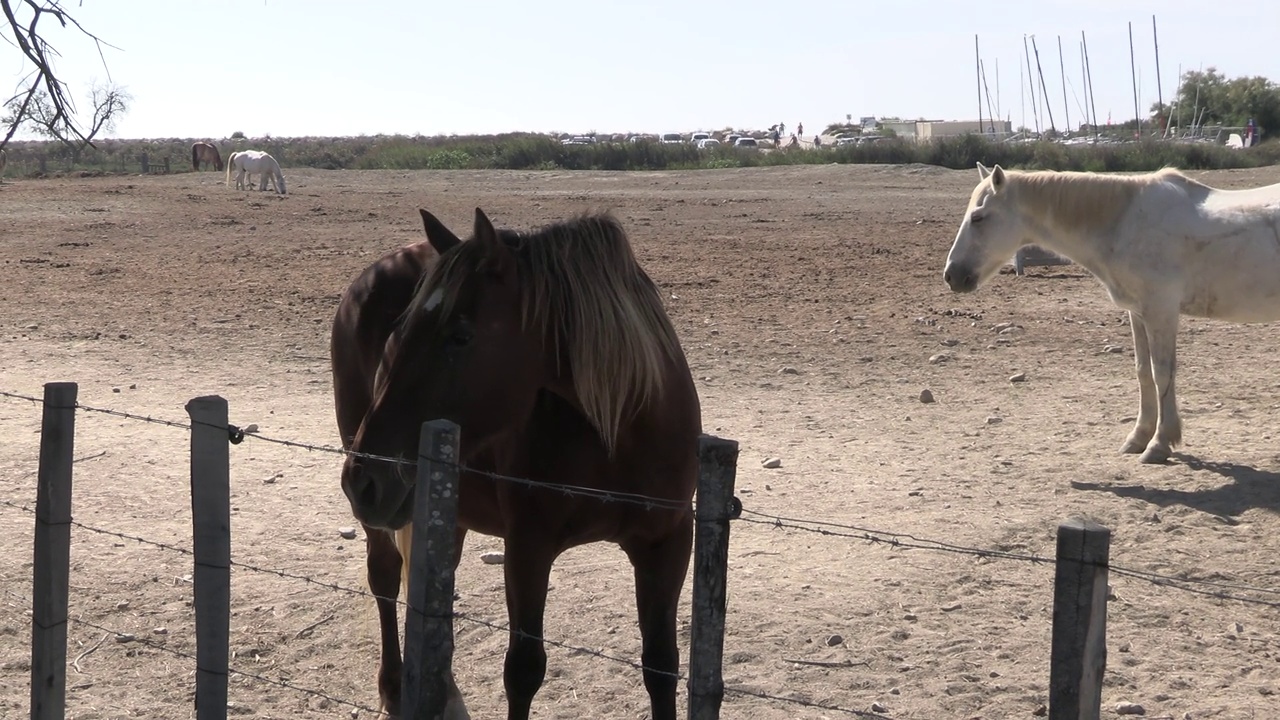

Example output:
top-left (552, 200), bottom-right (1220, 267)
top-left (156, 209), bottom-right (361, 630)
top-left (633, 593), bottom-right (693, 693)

top-left (401, 419), bottom-right (461, 720)
top-left (30, 381), bottom-right (77, 720)
top-left (139, 153), bottom-right (149, 174)
top-left (688, 434), bottom-right (740, 720)
top-left (186, 396), bottom-right (231, 720)
top-left (1049, 518), bottom-right (1110, 720)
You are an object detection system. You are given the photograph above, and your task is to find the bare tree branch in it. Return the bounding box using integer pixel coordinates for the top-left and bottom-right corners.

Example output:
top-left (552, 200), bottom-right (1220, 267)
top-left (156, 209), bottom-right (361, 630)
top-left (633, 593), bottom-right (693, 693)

top-left (1, 0), bottom-right (120, 150)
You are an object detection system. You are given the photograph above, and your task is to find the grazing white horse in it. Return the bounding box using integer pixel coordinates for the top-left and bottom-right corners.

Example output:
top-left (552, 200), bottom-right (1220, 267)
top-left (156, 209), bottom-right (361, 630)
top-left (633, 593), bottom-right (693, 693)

top-left (225, 149), bottom-right (286, 194)
top-left (944, 163), bottom-right (1280, 464)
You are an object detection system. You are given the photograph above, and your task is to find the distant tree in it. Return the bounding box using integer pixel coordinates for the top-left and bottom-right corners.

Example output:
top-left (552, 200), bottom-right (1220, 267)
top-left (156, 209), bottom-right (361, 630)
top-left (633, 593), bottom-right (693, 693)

top-left (231, 130), bottom-right (246, 139)
top-left (9, 83), bottom-right (131, 164)
top-left (2, 0), bottom-right (118, 150)
top-left (1161, 66), bottom-right (1280, 139)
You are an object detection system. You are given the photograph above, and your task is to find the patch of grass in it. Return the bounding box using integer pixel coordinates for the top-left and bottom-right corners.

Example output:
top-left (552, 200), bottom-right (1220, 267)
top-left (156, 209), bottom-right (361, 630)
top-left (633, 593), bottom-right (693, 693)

top-left (1, 133), bottom-right (1275, 177)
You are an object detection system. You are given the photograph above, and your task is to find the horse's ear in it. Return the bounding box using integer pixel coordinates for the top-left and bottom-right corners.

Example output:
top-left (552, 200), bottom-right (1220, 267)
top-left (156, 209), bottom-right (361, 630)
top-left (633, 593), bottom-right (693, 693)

top-left (976, 162), bottom-right (991, 180)
top-left (419, 209), bottom-right (461, 254)
top-left (473, 207), bottom-right (515, 279)
top-left (990, 164), bottom-right (1007, 189)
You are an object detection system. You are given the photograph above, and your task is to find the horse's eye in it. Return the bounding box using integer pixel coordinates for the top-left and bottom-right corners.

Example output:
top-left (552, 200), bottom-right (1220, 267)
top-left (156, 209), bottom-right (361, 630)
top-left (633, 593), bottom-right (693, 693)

top-left (970, 213), bottom-right (985, 224)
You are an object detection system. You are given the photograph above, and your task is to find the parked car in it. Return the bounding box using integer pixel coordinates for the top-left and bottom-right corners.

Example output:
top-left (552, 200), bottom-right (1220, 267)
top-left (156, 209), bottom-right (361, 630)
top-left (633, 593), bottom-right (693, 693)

top-left (696, 138), bottom-right (721, 149)
top-left (733, 137), bottom-right (758, 148)
top-left (835, 136), bottom-right (859, 146)
top-left (660, 133), bottom-right (684, 144)
top-left (689, 132), bottom-right (711, 144)
top-left (560, 136), bottom-right (596, 145)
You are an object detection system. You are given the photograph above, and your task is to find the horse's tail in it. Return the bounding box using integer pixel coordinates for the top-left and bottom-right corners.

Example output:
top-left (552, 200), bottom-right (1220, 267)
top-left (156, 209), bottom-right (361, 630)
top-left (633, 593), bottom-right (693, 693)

top-left (224, 152), bottom-right (236, 187)
top-left (192, 143), bottom-right (200, 171)
top-left (212, 146), bottom-right (222, 172)
top-left (273, 158), bottom-right (286, 194)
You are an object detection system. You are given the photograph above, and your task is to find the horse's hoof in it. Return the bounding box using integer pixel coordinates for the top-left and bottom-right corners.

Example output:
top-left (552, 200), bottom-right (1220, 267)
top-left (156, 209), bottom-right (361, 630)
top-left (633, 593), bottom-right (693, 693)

top-left (1139, 445), bottom-right (1171, 464)
top-left (1119, 438), bottom-right (1147, 454)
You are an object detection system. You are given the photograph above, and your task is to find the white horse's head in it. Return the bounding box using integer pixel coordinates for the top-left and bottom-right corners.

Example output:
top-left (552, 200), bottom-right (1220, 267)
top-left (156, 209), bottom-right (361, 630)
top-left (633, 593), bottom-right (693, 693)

top-left (943, 162), bottom-right (1026, 293)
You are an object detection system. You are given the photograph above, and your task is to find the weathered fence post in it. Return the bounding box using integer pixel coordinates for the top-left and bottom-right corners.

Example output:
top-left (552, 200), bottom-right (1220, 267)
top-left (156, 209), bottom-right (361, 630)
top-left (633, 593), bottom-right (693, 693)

top-left (139, 153), bottom-right (149, 174)
top-left (1049, 518), bottom-right (1111, 720)
top-left (186, 396), bottom-right (231, 720)
top-left (401, 419), bottom-right (461, 720)
top-left (30, 381), bottom-right (77, 720)
top-left (688, 434), bottom-right (740, 720)
top-left (162, 157), bottom-right (170, 174)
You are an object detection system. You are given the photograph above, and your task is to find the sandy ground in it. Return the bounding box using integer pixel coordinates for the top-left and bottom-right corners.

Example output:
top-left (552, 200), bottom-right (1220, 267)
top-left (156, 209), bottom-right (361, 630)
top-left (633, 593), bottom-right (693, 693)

top-left (2, 163), bottom-right (1280, 719)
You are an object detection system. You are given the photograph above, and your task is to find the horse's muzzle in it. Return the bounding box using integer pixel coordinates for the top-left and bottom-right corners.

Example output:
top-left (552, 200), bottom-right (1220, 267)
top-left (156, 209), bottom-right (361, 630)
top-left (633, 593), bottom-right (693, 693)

top-left (341, 455), bottom-right (414, 530)
top-left (943, 263), bottom-right (978, 293)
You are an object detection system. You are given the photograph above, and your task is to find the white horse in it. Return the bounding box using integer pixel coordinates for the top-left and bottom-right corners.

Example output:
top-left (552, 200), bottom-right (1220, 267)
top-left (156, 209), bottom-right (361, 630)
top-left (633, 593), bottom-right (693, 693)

top-left (944, 163), bottom-right (1280, 464)
top-left (225, 149), bottom-right (286, 194)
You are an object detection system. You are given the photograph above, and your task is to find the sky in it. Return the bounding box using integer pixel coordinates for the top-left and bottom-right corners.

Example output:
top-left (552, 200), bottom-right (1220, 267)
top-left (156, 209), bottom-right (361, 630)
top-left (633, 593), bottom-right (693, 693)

top-left (6, 0), bottom-right (1280, 140)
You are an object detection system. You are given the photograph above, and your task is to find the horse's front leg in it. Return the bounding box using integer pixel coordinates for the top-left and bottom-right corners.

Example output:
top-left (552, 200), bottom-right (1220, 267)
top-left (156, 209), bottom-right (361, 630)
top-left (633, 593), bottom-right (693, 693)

top-left (1120, 311), bottom-right (1158, 454)
top-left (622, 513), bottom-right (693, 720)
top-left (364, 526), bottom-right (405, 717)
top-left (1138, 308), bottom-right (1182, 463)
top-left (502, 533), bottom-right (555, 720)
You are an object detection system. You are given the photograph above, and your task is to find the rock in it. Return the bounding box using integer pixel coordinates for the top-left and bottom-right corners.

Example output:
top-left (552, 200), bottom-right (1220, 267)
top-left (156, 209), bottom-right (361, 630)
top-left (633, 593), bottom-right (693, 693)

top-left (928, 353), bottom-right (952, 364)
top-left (153, 627), bottom-right (168, 635)
top-left (998, 325), bottom-right (1024, 335)
top-left (480, 551), bottom-right (505, 565)
top-left (1115, 701), bottom-right (1146, 715)
top-left (115, 601), bottom-right (130, 611)
top-left (1229, 621), bottom-right (1244, 635)
top-left (112, 387), bottom-right (121, 393)
top-left (243, 423), bottom-right (260, 434)
top-left (825, 634), bottom-right (843, 646)
top-left (992, 322), bottom-right (1013, 332)
top-left (940, 338), bottom-right (959, 346)
top-left (985, 416), bottom-right (1003, 425)
top-left (1009, 372), bottom-right (1027, 383)
top-left (762, 457), bottom-right (782, 469)
top-left (941, 602), bottom-right (962, 612)
top-left (114, 633), bottom-right (136, 643)
top-left (1104, 344), bottom-right (1125, 353)
top-left (919, 389), bottom-right (935, 404)
top-left (888, 687), bottom-right (901, 695)
top-left (337, 527), bottom-right (358, 540)
top-left (779, 366), bottom-right (800, 375)
top-left (870, 702), bottom-right (888, 713)
top-left (1033, 704), bottom-right (1047, 717)
top-left (263, 472), bottom-right (282, 484)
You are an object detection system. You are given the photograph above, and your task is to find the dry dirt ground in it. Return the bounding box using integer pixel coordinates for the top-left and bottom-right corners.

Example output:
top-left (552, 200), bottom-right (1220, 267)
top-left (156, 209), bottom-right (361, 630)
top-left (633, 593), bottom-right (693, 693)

top-left (2, 163), bottom-right (1280, 720)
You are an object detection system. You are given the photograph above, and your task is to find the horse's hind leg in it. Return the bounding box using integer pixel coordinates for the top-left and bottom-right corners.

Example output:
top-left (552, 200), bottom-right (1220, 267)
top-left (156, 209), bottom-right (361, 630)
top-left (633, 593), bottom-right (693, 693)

top-left (501, 534), bottom-right (556, 720)
top-left (1138, 309), bottom-right (1183, 463)
top-left (1121, 311), bottom-right (1158, 454)
top-left (364, 526), bottom-right (406, 717)
top-left (622, 514), bottom-right (694, 720)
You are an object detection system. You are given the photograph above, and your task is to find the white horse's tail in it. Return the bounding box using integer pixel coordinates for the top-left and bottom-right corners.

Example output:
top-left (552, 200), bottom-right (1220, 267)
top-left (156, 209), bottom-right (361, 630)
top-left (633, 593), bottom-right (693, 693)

top-left (273, 159), bottom-right (286, 194)
top-left (224, 152), bottom-right (238, 187)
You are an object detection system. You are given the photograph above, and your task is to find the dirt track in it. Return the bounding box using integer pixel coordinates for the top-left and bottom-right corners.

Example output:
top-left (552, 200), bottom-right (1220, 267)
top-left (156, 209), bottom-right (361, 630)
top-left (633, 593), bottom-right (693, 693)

top-left (2, 163), bottom-right (1280, 719)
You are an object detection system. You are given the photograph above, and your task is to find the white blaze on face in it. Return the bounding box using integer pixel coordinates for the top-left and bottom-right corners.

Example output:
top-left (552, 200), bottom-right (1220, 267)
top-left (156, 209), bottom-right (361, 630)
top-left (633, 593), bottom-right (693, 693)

top-left (423, 287), bottom-right (444, 313)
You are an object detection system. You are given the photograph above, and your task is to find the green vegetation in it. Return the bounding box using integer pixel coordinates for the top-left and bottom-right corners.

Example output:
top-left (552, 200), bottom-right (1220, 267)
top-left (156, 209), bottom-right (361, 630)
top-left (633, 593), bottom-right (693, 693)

top-left (3, 131), bottom-right (1279, 178)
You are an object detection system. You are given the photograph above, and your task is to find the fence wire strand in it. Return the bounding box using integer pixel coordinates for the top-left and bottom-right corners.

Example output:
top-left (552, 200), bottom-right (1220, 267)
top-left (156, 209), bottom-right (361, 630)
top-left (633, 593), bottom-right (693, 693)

top-left (738, 509), bottom-right (1280, 609)
top-left (1, 388), bottom-right (692, 512)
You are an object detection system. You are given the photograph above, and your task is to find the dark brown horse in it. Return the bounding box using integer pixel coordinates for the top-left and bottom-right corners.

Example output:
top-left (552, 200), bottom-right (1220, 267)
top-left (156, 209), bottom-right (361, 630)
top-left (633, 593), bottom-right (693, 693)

top-left (191, 141), bottom-right (223, 171)
top-left (331, 208), bottom-right (701, 719)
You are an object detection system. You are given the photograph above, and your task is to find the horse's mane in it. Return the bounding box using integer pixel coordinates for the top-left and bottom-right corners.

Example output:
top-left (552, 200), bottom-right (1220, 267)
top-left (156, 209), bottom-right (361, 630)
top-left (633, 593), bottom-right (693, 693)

top-left (421, 213), bottom-right (681, 454)
top-left (992, 167), bottom-right (1197, 233)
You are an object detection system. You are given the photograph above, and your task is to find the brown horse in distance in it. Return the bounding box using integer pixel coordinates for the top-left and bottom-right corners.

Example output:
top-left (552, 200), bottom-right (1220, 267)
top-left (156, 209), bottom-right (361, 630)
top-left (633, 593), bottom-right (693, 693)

top-left (191, 141), bottom-right (223, 171)
top-left (331, 208), bottom-right (701, 719)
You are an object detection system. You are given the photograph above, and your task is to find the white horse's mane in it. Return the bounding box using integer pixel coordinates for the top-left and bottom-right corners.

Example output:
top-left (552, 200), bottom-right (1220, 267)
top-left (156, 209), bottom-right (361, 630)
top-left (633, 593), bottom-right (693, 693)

top-left (975, 167), bottom-right (1204, 234)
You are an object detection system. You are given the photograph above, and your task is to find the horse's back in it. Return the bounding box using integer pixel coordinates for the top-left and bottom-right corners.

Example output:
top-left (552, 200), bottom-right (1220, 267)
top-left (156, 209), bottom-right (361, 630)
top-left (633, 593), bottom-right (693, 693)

top-left (331, 241), bottom-right (437, 443)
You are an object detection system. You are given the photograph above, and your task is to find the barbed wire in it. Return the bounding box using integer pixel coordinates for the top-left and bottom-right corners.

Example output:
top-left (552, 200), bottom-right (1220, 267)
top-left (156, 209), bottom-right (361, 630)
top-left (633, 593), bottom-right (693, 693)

top-left (63, 613), bottom-right (384, 716)
top-left (723, 685), bottom-right (892, 719)
top-left (738, 509), bottom-right (1280, 609)
top-left (0, 388), bottom-right (693, 512)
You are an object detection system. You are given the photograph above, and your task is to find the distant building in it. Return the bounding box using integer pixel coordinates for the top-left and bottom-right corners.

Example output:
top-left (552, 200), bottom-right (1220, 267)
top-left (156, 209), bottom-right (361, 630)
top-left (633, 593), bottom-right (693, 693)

top-left (875, 119), bottom-right (1013, 142)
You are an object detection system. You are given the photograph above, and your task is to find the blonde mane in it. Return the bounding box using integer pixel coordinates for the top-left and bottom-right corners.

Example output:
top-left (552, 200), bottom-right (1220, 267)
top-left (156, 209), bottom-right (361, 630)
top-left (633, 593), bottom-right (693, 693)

top-left (986, 167), bottom-right (1198, 234)
top-left (420, 213), bottom-right (682, 455)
